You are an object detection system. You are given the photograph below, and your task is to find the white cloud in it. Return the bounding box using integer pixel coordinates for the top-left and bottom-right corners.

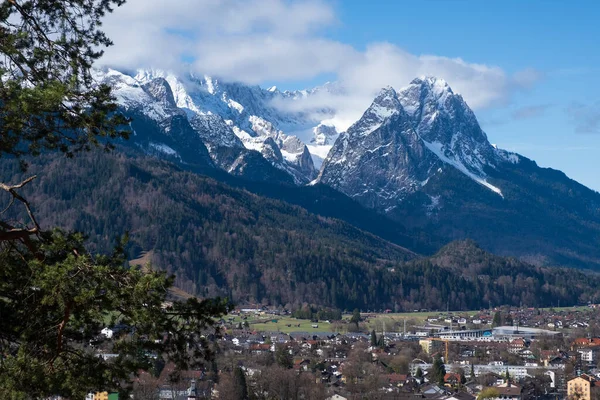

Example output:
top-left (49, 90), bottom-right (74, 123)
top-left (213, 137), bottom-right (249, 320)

top-left (99, 0), bottom-right (539, 130)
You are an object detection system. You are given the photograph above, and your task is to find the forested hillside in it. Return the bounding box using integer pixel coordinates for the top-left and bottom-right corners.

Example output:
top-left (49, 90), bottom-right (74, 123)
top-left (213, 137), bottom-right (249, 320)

top-left (2, 151), bottom-right (599, 311)
top-left (2, 151), bottom-right (416, 310)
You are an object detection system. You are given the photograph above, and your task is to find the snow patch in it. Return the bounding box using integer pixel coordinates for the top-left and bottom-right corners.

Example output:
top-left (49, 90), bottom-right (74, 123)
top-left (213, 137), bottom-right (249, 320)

top-left (496, 148), bottom-right (520, 164)
top-left (224, 95), bottom-right (244, 113)
top-left (149, 142), bottom-right (178, 156)
top-left (423, 140), bottom-right (503, 197)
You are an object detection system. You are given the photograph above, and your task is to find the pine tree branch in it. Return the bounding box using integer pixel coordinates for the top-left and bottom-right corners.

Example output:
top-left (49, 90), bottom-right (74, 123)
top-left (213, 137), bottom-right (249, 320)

top-left (0, 175), bottom-right (41, 242)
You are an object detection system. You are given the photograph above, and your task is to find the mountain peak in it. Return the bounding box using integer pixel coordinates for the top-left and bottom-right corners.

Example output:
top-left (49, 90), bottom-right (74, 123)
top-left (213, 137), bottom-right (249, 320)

top-left (370, 85), bottom-right (400, 110)
top-left (377, 85), bottom-right (397, 95)
top-left (346, 86), bottom-right (403, 137)
top-left (410, 76), bottom-right (453, 94)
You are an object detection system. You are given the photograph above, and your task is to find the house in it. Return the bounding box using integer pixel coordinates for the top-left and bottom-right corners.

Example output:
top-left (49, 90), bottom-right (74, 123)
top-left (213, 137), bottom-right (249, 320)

top-left (100, 327), bottom-right (114, 339)
top-left (445, 393), bottom-right (476, 400)
top-left (386, 373), bottom-right (409, 387)
top-left (293, 359), bottom-right (311, 371)
top-left (571, 338), bottom-right (600, 350)
top-left (517, 349), bottom-right (535, 360)
top-left (249, 343), bottom-right (272, 354)
top-left (421, 384), bottom-right (447, 399)
top-left (578, 345), bottom-right (600, 364)
top-left (568, 374), bottom-right (600, 400)
top-left (443, 373), bottom-right (462, 387)
top-left (483, 382), bottom-right (521, 400)
top-left (507, 338), bottom-right (525, 354)
top-left (540, 350), bottom-right (567, 367)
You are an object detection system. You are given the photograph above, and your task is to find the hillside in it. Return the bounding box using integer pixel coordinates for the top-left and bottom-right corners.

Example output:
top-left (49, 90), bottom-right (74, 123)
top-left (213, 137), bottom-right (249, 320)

top-left (1, 151), bottom-right (415, 310)
top-left (2, 151), bottom-right (600, 311)
top-left (318, 78), bottom-right (600, 268)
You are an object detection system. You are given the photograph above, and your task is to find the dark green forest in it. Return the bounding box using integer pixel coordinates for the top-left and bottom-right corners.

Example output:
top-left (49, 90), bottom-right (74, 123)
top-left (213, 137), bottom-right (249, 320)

top-left (3, 150), bottom-right (599, 311)
top-left (392, 157), bottom-right (600, 269)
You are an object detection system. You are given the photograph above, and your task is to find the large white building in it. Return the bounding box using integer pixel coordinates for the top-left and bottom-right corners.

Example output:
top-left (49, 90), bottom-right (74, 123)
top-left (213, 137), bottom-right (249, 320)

top-left (433, 326), bottom-right (560, 342)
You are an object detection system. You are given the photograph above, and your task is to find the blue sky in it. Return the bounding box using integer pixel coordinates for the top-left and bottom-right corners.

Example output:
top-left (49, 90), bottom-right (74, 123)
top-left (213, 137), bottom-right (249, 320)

top-left (101, 0), bottom-right (600, 190)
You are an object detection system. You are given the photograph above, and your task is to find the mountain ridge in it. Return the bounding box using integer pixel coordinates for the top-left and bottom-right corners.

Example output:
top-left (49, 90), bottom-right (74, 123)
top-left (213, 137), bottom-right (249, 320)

top-left (4, 150), bottom-right (600, 310)
top-left (90, 67), bottom-right (600, 268)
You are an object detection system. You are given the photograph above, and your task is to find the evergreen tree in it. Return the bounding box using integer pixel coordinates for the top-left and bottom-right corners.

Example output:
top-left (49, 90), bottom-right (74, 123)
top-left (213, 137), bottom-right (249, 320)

top-left (0, 0), bottom-right (129, 168)
top-left (416, 367), bottom-right (423, 379)
top-left (275, 344), bottom-right (293, 369)
top-left (370, 329), bottom-right (377, 347)
top-left (492, 311), bottom-right (502, 327)
top-left (233, 367), bottom-right (248, 400)
top-left (350, 308), bottom-right (361, 328)
top-left (431, 355), bottom-right (446, 385)
top-left (470, 363), bottom-right (475, 379)
top-left (0, 1), bottom-right (227, 398)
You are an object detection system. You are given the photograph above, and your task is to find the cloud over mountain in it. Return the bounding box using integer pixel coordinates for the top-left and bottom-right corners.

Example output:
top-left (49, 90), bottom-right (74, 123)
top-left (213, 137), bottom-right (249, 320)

top-left (100, 0), bottom-right (539, 131)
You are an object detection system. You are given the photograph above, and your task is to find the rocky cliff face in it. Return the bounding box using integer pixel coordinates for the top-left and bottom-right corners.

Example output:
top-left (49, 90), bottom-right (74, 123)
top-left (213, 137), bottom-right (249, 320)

top-left (318, 78), bottom-right (508, 209)
top-left (94, 68), bottom-right (325, 184)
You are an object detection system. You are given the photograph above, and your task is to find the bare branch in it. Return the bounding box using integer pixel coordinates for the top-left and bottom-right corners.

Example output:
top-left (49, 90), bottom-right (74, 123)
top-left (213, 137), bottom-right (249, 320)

top-left (0, 175), bottom-right (37, 192)
top-left (0, 176), bottom-right (40, 242)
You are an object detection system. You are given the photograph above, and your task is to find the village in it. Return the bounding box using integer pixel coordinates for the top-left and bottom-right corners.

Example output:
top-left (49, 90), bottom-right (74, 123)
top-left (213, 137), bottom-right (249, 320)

top-left (88, 305), bottom-right (600, 399)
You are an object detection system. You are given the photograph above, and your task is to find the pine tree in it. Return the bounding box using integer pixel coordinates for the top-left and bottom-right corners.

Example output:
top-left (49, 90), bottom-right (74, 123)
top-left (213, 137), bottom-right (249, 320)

top-left (0, 1), bottom-right (228, 398)
top-left (233, 367), bottom-right (249, 400)
top-left (350, 308), bottom-right (361, 328)
top-left (431, 355), bottom-right (446, 385)
top-left (416, 367), bottom-right (423, 379)
top-left (370, 329), bottom-right (377, 347)
top-left (275, 344), bottom-right (293, 369)
top-left (492, 311), bottom-right (502, 327)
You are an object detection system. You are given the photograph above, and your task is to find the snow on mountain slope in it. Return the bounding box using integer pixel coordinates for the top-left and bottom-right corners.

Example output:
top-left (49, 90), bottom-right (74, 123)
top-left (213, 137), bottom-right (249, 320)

top-left (93, 69), bottom-right (217, 168)
top-left (131, 69), bottom-right (328, 183)
top-left (398, 77), bottom-right (497, 178)
top-left (318, 77), bottom-right (513, 211)
top-left (95, 68), bottom-right (329, 184)
top-left (97, 67), bottom-right (520, 197)
top-left (317, 87), bottom-right (441, 210)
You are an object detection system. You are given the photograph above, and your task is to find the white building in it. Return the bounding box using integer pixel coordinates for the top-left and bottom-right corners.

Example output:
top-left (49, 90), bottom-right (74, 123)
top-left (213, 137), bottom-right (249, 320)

top-left (100, 327), bottom-right (114, 339)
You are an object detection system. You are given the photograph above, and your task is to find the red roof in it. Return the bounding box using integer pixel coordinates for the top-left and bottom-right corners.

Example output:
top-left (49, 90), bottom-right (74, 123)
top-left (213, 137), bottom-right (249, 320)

top-left (444, 373), bottom-right (461, 382)
top-left (387, 373), bottom-right (409, 383)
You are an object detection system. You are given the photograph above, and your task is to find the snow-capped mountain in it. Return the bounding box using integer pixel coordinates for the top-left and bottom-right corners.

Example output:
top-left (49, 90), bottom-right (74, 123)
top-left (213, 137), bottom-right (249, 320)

top-left (316, 77), bottom-right (600, 267)
top-left (318, 77), bottom-right (513, 210)
top-left (94, 68), bottom-right (334, 184)
top-left (93, 69), bottom-right (215, 167)
top-left (93, 68), bottom-right (600, 267)
top-left (133, 69), bottom-right (334, 183)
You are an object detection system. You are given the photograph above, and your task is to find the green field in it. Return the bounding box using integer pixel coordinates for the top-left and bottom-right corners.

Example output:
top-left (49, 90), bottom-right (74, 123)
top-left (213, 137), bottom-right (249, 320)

top-left (224, 314), bottom-right (336, 333)
top-left (223, 306), bottom-right (594, 334)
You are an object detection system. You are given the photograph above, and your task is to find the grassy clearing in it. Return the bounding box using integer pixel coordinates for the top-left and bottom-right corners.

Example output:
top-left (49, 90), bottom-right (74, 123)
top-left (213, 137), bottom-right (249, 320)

top-left (222, 306), bottom-right (595, 334)
top-left (223, 314), bottom-right (335, 333)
